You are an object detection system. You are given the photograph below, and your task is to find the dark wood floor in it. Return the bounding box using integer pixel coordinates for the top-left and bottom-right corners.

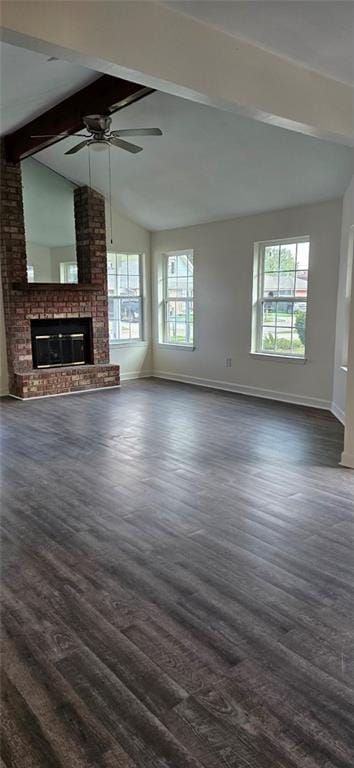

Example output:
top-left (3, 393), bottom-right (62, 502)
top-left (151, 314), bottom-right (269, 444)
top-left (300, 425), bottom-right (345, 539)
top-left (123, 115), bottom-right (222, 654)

top-left (1, 378), bottom-right (354, 768)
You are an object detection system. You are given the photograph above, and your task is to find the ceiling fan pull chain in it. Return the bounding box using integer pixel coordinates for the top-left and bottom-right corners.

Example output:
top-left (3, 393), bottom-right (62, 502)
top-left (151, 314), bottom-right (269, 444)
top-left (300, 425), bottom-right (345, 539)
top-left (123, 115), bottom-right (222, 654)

top-left (108, 143), bottom-right (113, 245)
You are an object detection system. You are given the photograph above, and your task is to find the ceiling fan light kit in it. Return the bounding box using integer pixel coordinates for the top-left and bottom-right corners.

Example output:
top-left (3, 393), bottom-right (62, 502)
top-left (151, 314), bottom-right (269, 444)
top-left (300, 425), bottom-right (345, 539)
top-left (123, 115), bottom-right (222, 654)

top-left (31, 114), bottom-right (163, 156)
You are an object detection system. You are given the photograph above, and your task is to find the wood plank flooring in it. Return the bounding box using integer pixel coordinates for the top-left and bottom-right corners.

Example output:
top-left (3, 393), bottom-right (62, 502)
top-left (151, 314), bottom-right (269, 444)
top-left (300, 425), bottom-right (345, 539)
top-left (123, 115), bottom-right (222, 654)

top-left (1, 378), bottom-right (354, 767)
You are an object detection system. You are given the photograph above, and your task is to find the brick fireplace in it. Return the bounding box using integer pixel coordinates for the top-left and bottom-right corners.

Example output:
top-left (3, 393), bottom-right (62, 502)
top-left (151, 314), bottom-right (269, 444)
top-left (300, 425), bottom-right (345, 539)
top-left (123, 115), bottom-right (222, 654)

top-left (0, 142), bottom-right (120, 398)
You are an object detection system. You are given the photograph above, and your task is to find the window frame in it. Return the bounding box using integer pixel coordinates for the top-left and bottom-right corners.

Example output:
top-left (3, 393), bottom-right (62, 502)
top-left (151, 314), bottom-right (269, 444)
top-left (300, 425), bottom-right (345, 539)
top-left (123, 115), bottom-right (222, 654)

top-left (107, 252), bottom-right (144, 345)
top-left (252, 236), bottom-right (310, 360)
top-left (162, 250), bottom-right (195, 348)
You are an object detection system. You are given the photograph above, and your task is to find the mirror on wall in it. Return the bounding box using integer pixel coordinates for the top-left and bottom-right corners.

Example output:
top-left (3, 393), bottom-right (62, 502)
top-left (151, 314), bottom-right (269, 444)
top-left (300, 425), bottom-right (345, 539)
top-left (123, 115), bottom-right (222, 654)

top-left (21, 158), bottom-right (78, 284)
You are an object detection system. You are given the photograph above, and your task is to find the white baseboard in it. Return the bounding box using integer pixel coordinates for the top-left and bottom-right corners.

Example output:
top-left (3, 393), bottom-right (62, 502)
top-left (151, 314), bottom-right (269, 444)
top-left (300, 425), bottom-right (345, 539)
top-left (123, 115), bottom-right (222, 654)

top-left (153, 370), bottom-right (332, 410)
top-left (330, 401), bottom-right (345, 425)
top-left (120, 370), bottom-right (153, 382)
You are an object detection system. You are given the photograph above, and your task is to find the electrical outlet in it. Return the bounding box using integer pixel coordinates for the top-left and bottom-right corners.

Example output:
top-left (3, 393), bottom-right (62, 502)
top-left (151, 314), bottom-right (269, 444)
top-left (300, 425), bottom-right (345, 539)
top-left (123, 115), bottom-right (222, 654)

top-left (225, 356), bottom-right (232, 368)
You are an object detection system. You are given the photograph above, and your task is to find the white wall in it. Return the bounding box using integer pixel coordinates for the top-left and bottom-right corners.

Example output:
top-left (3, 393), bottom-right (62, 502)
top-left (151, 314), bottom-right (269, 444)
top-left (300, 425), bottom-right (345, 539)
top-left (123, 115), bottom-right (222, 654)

top-left (107, 203), bottom-right (152, 380)
top-left (332, 176), bottom-right (354, 423)
top-left (152, 199), bottom-right (342, 408)
top-left (26, 242), bottom-right (53, 282)
top-left (50, 245), bottom-right (77, 282)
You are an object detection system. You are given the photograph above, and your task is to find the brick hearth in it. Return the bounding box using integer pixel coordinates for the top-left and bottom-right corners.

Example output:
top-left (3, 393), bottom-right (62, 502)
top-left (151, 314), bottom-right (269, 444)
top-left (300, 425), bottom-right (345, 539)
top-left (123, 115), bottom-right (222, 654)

top-left (0, 142), bottom-right (120, 398)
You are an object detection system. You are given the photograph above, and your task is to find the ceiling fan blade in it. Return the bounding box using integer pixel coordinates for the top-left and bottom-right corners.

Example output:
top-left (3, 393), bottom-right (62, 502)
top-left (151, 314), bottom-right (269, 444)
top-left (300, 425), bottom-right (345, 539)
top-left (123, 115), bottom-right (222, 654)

top-left (111, 128), bottom-right (162, 137)
top-left (65, 140), bottom-right (90, 155)
top-left (109, 136), bottom-right (143, 154)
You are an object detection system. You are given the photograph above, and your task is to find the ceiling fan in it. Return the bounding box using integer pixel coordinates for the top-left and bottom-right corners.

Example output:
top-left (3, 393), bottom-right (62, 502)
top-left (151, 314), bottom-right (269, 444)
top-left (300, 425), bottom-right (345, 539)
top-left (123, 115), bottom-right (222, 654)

top-left (32, 114), bottom-right (163, 155)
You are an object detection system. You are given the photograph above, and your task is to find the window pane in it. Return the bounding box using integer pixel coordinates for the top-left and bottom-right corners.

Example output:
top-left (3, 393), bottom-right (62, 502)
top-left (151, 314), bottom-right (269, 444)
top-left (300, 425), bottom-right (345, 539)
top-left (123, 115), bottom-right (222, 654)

top-left (280, 244), bottom-right (296, 271)
top-left (186, 254), bottom-right (194, 275)
top-left (295, 271), bottom-right (308, 297)
top-left (120, 321), bottom-right (130, 340)
top-left (109, 320), bottom-right (119, 342)
top-left (279, 272), bottom-right (295, 295)
top-left (176, 322), bottom-right (187, 342)
top-left (121, 298), bottom-right (140, 322)
top-left (263, 301), bottom-right (276, 325)
top-left (168, 255), bottom-right (177, 276)
top-left (108, 274), bottom-right (117, 295)
top-left (264, 272), bottom-right (279, 296)
top-left (117, 275), bottom-right (129, 295)
top-left (164, 253), bottom-right (193, 344)
top-left (188, 302), bottom-right (194, 324)
top-left (293, 305), bottom-right (306, 355)
top-left (257, 240), bottom-right (308, 357)
top-left (127, 254), bottom-right (140, 275)
top-left (107, 252), bottom-right (143, 342)
top-left (167, 280), bottom-right (178, 298)
top-left (276, 301), bottom-right (293, 328)
top-left (108, 297), bottom-right (120, 320)
top-left (262, 327), bottom-right (276, 352)
top-left (275, 330), bottom-right (292, 354)
top-left (296, 242), bottom-right (310, 270)
top-left (167, 321), bottom-right (176, 342)
top-left (131, 323), bottom-right (140, 339)
top-left (128, 275), bottom-right (140, 296)
top-left (176, 300), bottom-right (187, 320)
top-left (117, 254), bottom-right (128, 274)
top-left (176, 277), bottom-right (188, 296)
top-left (167, 300), bottom-right (177, 320)
top-left (107, 255), bottom-right (116, 274)
top-left (264, 245), bottom-right (279, 272)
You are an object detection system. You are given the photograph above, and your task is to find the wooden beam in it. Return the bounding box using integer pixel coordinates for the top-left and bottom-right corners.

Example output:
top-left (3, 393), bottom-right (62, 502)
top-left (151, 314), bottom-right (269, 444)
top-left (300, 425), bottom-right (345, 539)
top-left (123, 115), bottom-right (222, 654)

top-left (4, 75), bottom-right (154, 162)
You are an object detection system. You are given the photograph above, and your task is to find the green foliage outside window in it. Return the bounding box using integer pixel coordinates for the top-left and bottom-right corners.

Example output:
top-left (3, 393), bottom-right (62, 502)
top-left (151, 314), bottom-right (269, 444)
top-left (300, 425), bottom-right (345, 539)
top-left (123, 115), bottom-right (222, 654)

top-left (295, 309), bottom-right (306, 345)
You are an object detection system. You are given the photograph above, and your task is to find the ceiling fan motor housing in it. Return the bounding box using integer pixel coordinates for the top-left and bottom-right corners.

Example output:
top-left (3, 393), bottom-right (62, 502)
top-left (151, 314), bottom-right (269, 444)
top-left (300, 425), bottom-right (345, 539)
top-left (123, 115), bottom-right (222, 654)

top-left (84, 114), bottom-right (112, 134)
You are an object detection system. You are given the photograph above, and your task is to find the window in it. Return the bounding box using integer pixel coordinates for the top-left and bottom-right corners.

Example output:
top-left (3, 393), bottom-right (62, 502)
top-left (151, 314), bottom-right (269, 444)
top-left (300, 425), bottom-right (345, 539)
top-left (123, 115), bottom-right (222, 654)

top-left (107, 253), bottom-right (143, 343)
top-left (162, 251), bottom-right (194, 345)
top-left (253, 238), bottom-right (309, 358)
top-left (60, 262), bottom-right (78, 283)
top-left (27, 264), bottom-right (35, 282)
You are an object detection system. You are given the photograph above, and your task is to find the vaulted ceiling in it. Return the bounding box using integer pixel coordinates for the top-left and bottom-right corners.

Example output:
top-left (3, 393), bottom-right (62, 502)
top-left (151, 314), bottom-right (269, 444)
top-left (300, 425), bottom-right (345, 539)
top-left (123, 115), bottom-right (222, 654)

top-left (167, 1), bottom-right (354, 85)
top-left (1, 38), bottom-right (353, 231)
top-left (0, 42), bottom-right (98, 135)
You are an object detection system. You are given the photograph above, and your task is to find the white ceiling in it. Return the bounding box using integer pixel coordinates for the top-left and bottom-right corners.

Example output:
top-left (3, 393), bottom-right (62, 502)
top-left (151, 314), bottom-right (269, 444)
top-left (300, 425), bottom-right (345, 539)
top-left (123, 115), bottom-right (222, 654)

top-left (0, 41), bottom-right (98, 135)
top-left (1, 41), bottom-right (353, 231)
top-left (36, 90), bottom-right (354, 230)
top-left (167, 1), bottom-right (354, 85)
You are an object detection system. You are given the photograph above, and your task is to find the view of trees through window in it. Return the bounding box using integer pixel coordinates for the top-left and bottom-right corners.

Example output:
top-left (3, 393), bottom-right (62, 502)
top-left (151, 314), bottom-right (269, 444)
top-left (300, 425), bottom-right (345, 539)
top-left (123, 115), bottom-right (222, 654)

top-left (108, 253), bottom-right (142, 342)
top-left (259, 240), bottom-right (309, 357)
top-left (164, 251), bottom-right (194, 344)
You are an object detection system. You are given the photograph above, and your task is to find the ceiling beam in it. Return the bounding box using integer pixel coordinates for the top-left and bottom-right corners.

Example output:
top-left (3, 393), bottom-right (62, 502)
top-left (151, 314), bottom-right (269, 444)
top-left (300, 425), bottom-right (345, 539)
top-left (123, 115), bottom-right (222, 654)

top-left (4, 74), bottom-right (154, 162)
top-left (2, 1), bottom-right (353, 147)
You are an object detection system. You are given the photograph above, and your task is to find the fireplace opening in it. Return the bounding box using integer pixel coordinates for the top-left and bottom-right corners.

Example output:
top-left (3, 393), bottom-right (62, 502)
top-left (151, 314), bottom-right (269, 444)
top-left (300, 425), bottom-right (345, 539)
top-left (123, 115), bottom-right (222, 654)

top-left (31, 318), bottom-right (93, 369)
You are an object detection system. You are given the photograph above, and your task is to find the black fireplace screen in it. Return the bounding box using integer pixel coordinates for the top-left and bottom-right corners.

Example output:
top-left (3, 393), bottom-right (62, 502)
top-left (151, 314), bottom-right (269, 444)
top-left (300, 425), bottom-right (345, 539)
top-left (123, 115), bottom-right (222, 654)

top-left (31, 318), bottom-right (92, 369)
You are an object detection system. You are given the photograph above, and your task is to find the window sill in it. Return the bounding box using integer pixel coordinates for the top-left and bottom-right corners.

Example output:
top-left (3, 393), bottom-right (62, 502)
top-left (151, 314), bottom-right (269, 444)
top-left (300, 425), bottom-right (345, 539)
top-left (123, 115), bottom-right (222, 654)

top-left (158, 342), bottom-right (195, 352)
top-left (250, 352), bottom-right (307, 364)
top-left (110, 341), bottom-right (147, 348)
